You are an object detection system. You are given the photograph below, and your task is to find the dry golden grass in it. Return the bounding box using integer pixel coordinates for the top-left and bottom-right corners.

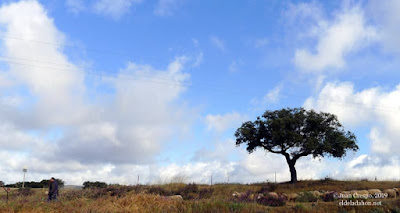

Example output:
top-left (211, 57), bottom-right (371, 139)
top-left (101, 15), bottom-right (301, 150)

top-left (0, 180), bottom-right (399, 213)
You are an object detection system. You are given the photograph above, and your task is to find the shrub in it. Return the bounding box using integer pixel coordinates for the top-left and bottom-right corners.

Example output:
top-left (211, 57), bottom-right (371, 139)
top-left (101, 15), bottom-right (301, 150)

top-left (198, 187), bottom-right (214, 199)
top-left (148, 186), bottom-right (172, 196)
top-left (17, 188), bottom-right (34, 196)
top-left (337, 209), bottom-right (349, 213)
top-left (257, 183), bottom-right (278, 194)
top-left (257, 194), bottom-right (286, 207)
top-left (368, 208), bottom-right (385, 213)
top-left (391, 207), bottom-right (400, 213)
top-left (292, 203), bottom-right (306, 212)
top-left (323, 192), bottom-right (337, 202)
top-left (106, 185), bottom-right (135, 197)
top-left (229, 203), bottom-right (245, 212)
top-left (296, 191), bottom-right (318, 202)
top-left (62, 189), bottom-right (84, 200)
top-left (179, 183), bottom-right (214, 200)
top-left (83, 181), bottom-right (107, 189)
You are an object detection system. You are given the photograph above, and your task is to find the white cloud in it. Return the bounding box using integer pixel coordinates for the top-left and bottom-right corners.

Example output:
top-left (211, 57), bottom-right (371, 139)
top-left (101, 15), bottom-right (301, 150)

top-left (304, 81), bottom-right (400, 156)
top-left (65, 0), bottom-right (86, 14)
top-left (0, 0), bottom-right (88, 128)
top-left (251, 84), bottom-right (283, 110)
top-left (343, 154), bottom-right (400, 180)
top-left (93, 0), bottom-right (142, 20)
top-left (192, 52), bottom-right (203, 67)
top-left (54, 57), bottom-right (193, 164)
top-left (263, 84), bottom-right (282, 104)
top-left (210, 36), bottom-right (227, 53)
top-left (154, 0), bottom-right (182, 17)
top-left (293, 5), bottom-right (378, 72)
top-left (368, 0), bottom-right (400, 54)
top-left (205, 112), bottom-right (247, 133)
top-left (0, 0), bottom-right (195, 183)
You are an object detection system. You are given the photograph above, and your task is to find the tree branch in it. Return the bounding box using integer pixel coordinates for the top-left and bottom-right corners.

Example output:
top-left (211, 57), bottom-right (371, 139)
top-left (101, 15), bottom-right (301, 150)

top-left (262, 144), bottom-right (287, 154)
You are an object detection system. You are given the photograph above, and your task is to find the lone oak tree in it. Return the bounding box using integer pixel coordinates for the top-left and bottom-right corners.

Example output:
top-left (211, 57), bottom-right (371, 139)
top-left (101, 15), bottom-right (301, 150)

top-left (235, 108), bottom-right (358, 183)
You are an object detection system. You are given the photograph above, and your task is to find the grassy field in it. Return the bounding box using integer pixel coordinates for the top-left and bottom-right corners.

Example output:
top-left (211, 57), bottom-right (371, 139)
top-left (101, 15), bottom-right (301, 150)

top-left (1, 180), bottom-right (399, 213)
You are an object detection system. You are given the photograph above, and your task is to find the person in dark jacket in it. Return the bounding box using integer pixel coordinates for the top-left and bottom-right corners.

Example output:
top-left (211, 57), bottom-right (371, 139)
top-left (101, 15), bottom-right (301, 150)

top-left (48, 177), bottom-right (58, 201)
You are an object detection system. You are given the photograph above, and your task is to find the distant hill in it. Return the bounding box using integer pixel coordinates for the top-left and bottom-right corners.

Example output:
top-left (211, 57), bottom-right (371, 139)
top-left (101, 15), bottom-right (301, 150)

top-left (63, 185), bottom-right (83, 189)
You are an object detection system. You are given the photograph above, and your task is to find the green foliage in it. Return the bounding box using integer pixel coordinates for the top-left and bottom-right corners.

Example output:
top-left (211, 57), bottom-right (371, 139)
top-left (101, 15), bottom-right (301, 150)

top-left (5, 179), bottom-right (65, 189)
top-left (0, 180), bottom-right (4, 187)
top-left (228, 203), bottom-right (244, 212)
top-left (296, 191), bottom-right (318, 202)
top-left (369, 208), bottom-right (385, 213)
top-left (292, 203), bottom-right (306, 212)
top-left (83, 181), bottom-right (107, 189)
top-left (391, 207), bottom-right (400, 213)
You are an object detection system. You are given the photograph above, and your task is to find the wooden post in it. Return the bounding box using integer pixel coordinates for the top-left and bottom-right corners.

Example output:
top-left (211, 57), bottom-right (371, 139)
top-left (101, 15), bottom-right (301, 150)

top-left (2, 186), bottom-right (9, 204)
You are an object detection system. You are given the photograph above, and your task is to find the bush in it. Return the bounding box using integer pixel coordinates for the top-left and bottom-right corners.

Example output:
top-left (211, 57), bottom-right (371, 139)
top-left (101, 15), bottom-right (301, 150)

top-left (257, 183), bottom-right (278, 194)
top-left (179, 183), bottom-right (214, 200)
top-left (148, 186), bottom-right (172, 196)
top-left (229, 203), bottom-right (245, 212)
top-left (257, 194), bottom-right (286, 207)
top-left (368, 208), bottom-right (385, 213)
top-left (106, 185), bottom-right (135, 197)
top-left (198, 187), bottom-right (214, 199)
top-left (296, 191), bottom-right (318, 202)
top-left (323, 192), bottom-right (337, 202)
top-left (17, 188), bottom-right (34, 196)
top-left (83, 181), bottom-right (107, 189)
top-left (292, 203), bottom-right (306, 212)
top-left (391, 207), bottom-right (400, 213)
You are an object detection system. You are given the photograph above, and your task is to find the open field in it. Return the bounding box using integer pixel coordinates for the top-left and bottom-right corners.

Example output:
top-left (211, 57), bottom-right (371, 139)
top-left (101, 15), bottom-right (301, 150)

top-left (1, 180), bottom-right (400, 213)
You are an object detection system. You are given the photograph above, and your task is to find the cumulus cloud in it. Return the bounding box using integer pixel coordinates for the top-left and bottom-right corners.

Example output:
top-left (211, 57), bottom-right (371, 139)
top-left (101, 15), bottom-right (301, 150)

top-left (250, 84), bottom-right (283, 110)
top-left (293, 5), bottom-right (378, 72)
top-left (342, 154), bottom-right (400, 180)
top-left (263, 85), bottom-right (282, 104)
top-left (93, 0), bottom-right (142, 19)
top-left (205, 112), bottom-right (247, 133)
top-left (154, 0), bottom-right (182, 17)
top-left (53, 57), bottom-right (192, 164)
top-left (304, 81), bottom-right (400, 156)
top-left (368, 0), bottom-right (400, 54)
top-left (0, 0), bottom-right (194, 184)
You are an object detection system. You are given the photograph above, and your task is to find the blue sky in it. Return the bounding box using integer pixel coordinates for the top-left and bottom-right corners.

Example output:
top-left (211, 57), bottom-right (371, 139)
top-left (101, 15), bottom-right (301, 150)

top-left (0, 0), bottom-right (400, 185)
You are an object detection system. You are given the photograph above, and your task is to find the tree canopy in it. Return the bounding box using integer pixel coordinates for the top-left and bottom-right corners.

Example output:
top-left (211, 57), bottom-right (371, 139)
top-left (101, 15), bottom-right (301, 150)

top-left (235, 107), bottom-right (358, 183)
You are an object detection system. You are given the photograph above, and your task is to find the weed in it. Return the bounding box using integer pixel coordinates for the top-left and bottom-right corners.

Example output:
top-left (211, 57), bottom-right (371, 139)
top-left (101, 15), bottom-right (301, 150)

top-left (296, 191), bottom-right (318, 202)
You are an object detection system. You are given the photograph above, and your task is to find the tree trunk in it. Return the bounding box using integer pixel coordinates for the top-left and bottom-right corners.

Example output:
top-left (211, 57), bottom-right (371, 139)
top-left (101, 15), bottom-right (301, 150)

top-left (283, 153), bottom-right (298, 183)
top-left (288, 161), bottom-right (297, 183)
